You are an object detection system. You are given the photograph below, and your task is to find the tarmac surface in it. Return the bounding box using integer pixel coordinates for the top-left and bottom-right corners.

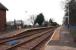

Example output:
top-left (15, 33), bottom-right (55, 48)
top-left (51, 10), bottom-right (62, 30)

top-left (44, 26), bottom-right (76, 50)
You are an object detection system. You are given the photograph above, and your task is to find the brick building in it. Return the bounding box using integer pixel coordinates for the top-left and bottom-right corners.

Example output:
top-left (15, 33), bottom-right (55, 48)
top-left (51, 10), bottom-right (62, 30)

top-left (0, 3), bottom-right (8, 31)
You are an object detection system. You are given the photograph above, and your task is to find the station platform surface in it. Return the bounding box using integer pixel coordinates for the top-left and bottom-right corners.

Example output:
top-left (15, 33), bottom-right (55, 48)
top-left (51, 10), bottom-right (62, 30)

top-left (43, 26), bottom-right (76, 50)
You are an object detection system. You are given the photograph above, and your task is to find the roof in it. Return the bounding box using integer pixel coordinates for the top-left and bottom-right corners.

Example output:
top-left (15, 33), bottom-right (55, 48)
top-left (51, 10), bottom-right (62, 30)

top-left (0, 3), bottom-right (8, 10)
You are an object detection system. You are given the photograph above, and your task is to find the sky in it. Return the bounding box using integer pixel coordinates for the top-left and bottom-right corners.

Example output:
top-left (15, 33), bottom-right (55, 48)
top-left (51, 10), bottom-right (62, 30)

top-left (0, 0), bottom-right (65, 25)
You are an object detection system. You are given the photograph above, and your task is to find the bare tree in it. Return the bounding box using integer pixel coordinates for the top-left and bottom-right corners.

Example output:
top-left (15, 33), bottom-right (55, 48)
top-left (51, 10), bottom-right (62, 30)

top-left (29, 15), bottom-right (36, 25)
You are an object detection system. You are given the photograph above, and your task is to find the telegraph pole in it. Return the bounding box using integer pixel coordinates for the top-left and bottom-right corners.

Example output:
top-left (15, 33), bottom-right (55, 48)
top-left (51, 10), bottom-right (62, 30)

top-left (68, 2), bottom-right (70, 31)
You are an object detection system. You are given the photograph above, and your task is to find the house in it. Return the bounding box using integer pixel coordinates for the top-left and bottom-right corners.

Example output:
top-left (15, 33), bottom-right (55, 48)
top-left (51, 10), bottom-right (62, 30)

top-left (0, 3), bottom-right (8, 31)
top-left (6, 20), bottom-right (24, 30)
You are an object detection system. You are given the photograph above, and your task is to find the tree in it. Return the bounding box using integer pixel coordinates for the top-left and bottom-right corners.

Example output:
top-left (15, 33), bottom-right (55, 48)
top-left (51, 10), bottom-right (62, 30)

top-left (43, 21), bottom-right (49, 27)
top-left (65, 0), bottom-right (76, 25)
top-left (49, 18), bottom-right (59, 26)
top-left (14, 19), bottom-right (17, 29)
top-left (49, 18), bottom-right (53, 24)
top-left (52, 22), bottom-right (59, 26)
top-left (20, 20), bottom-right (24, 28)
top-left (29, 15), bottom-right (36, 25)
top-left (65, 0), bottom-right (76, 12)
top-left (34, 13), bottom-right (45, 26)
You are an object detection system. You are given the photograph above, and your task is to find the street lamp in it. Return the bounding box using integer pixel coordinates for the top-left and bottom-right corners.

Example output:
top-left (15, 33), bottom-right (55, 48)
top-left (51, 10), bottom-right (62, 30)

top-left (67, 1), bottom-right (70, 31)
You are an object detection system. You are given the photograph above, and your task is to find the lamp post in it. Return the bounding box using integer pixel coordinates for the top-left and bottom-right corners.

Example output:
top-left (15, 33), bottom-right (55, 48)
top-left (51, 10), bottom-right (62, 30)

top-left (68, 2), bottom-right (70, 31)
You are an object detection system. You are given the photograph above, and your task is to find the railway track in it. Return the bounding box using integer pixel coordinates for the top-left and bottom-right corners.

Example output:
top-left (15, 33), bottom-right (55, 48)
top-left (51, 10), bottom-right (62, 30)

top-left (0, 27), bottom-right (55, 50)
top-left (0, 28), bottom-right (49, 44)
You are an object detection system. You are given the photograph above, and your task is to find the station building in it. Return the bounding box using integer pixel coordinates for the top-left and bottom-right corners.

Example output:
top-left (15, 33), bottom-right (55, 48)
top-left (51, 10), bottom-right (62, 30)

top-left (0, 3), bottom-right (8, 31)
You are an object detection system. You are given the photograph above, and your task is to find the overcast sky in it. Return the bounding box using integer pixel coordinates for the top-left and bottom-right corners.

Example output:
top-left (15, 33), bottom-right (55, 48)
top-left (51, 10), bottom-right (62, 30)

top-left (0, 0), bottom-right (65, 25)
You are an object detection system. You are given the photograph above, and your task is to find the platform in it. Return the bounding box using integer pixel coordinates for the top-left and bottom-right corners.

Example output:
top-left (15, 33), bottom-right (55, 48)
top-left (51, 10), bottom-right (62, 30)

top-left (44, 26), bottom-right (76, 50)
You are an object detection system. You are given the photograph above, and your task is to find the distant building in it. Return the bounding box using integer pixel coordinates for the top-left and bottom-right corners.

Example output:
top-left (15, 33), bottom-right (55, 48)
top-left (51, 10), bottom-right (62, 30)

top-left (0, 3), bottom-right (8, 31)
top-left (7, 20), bottom-right (24, 29)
